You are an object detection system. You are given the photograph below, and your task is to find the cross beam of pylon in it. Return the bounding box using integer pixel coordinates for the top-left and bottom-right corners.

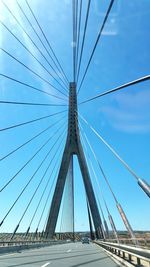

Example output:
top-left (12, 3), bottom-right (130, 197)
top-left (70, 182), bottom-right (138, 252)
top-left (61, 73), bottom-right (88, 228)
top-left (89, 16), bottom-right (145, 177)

top-left (45, 82), bottom-right (104, 239)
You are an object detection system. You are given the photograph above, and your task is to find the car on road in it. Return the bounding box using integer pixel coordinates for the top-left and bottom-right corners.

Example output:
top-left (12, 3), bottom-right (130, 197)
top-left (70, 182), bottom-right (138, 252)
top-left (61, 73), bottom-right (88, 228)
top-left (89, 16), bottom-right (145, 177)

top-left (82, 237), bottom-right (90, 244)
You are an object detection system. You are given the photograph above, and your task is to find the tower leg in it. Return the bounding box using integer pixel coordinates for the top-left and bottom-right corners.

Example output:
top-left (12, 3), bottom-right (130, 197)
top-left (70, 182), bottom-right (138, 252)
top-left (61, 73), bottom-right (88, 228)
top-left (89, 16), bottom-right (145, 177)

top-left (77, 142), bottom-right (104, 239)
top-left (45, 143), bottom-right (71, 238)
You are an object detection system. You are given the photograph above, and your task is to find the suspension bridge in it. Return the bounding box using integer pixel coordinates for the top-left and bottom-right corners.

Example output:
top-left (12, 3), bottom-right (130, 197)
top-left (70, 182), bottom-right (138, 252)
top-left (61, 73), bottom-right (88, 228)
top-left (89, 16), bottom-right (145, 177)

top-left (0, 0), bottom-right (150, 266)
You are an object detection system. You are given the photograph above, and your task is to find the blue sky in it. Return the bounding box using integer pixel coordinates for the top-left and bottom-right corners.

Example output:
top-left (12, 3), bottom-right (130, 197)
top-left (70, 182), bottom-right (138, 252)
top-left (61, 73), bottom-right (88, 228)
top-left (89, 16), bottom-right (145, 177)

top-left (0, 0), bottom-right (150, 234)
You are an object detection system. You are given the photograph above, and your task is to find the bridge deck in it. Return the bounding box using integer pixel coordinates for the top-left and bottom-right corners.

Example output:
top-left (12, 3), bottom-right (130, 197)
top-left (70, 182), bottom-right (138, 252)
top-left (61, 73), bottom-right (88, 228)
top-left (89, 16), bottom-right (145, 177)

top-left (0, 242), bottom-right (121, 267)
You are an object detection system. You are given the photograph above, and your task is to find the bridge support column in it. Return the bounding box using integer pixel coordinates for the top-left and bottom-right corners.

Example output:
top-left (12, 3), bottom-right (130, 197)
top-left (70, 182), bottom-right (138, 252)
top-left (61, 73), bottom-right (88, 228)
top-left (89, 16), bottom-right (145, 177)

top-left (45, 82), bottom-right (103, 239)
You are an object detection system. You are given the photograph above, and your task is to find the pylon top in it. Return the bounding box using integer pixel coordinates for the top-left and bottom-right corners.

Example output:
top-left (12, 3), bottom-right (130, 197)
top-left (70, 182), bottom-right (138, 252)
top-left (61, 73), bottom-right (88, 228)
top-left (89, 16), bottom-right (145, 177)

top-left (69, 82), bottom-right (76, 88)
top-left (67, 82), bottom-right (78, 154)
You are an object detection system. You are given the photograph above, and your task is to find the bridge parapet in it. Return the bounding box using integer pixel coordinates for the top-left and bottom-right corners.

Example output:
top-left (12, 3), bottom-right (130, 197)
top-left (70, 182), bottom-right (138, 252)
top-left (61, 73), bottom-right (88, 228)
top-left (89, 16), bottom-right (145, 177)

top-left (95, 240), bottom-right (150, 267)
top-left (0, 240), bottom-right (72, 255)
top-left (104, 238), bottom-right (150, 249)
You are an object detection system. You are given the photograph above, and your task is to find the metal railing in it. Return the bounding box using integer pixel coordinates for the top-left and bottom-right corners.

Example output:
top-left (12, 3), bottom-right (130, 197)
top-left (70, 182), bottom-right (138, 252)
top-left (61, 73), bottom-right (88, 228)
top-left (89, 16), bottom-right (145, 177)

top-left (104, 238), bottom-right (150, 249)
top-left (0, 240), bottom-right (53, 247)
top-left (95, 241), bottom-right (150, 267)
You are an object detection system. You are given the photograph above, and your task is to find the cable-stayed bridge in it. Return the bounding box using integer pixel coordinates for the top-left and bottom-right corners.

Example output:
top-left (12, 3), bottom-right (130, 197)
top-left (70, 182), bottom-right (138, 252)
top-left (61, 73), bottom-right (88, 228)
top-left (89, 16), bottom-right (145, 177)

top-left (0, 0), bottom-right (150, 266)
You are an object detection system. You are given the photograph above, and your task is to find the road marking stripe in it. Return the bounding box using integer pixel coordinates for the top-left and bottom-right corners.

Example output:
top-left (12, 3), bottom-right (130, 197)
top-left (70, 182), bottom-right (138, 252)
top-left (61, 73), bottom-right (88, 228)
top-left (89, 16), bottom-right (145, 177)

top-left (41, 262), bottom-right (51, 267)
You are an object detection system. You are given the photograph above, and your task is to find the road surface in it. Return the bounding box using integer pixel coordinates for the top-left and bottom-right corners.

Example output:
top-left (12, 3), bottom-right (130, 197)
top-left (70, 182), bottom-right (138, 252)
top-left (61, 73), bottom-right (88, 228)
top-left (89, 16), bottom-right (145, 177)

top-left (0, 242), bottom-right (122, 267)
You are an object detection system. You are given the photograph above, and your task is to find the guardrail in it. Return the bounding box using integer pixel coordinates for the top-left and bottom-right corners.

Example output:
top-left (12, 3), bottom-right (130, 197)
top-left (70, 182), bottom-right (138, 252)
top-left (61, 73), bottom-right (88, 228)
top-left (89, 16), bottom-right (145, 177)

top-left (0, 240), bottom-right (53, 246)
top-left (104, 238), bottom-right (150, 248)
top-left (95, 241), bottom-right (150, 266)
top-left (0, 240), bottom-right (71, 254)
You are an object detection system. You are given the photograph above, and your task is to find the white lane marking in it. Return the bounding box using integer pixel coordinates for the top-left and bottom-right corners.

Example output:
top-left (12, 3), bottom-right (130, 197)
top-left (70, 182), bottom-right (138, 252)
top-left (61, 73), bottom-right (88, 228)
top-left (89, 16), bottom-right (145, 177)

top-left (66, 249), bottom-right (72, 253)
top-left (41, 262), bottom-right (51, 267)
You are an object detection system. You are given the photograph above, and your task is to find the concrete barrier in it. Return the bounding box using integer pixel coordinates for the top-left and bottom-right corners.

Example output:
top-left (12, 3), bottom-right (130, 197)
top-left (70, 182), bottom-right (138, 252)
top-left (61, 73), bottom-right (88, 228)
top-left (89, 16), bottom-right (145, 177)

top-left (0, 241), bottom-right (70, 254)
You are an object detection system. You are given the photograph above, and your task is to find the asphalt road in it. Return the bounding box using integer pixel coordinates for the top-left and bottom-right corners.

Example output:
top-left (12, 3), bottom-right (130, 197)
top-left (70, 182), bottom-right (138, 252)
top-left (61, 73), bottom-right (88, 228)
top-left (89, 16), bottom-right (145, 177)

top-left (0, 242), bottom-right (122, 267)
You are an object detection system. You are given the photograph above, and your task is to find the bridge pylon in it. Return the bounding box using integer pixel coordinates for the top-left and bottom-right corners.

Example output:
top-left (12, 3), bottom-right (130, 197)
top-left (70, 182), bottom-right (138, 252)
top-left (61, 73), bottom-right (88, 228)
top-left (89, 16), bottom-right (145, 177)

top-left (45, 82), bottom-right (104, 239)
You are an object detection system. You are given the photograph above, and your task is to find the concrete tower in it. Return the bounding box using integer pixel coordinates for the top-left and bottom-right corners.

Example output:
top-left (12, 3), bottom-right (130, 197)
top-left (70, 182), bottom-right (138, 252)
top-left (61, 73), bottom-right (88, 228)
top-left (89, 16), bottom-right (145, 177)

top-left (45, 83), bottom-right (104, 239)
